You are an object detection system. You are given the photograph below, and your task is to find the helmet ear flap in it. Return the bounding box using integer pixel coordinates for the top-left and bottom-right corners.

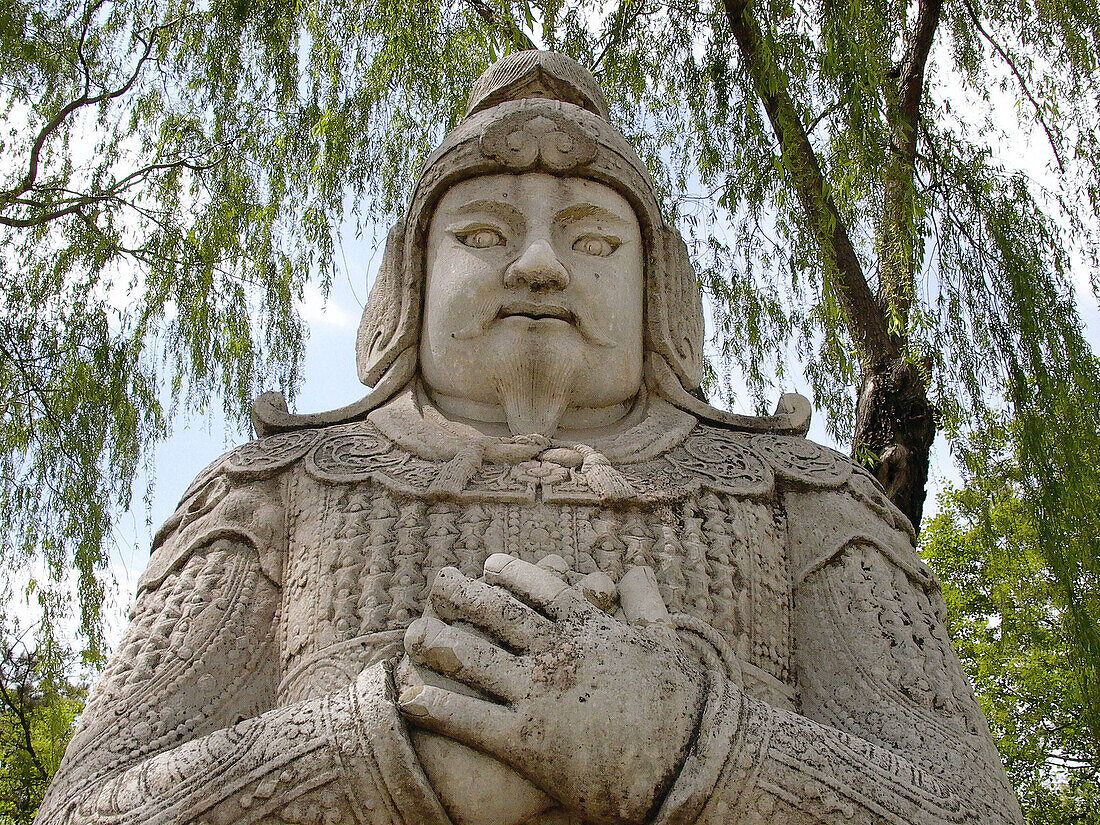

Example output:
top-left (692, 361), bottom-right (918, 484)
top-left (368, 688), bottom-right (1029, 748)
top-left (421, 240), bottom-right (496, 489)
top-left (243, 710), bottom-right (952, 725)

top-left (647, 225), bottom-right (704, 392)
top-left (357, 221), bottom-right (419, 387)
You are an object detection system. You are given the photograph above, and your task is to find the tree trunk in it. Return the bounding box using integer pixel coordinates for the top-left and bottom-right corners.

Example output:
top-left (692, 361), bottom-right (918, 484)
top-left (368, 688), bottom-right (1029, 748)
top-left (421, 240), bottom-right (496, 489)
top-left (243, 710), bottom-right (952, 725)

top-left (852, 359), bottom-right (936, 533)
top-left (720, 0), bottom-right (943, 533)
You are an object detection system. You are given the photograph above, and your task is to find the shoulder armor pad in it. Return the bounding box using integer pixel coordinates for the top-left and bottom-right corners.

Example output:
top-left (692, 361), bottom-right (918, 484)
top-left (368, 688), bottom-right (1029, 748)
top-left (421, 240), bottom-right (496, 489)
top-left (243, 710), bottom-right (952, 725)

top-left (786, 487), bottom-right (936, 593)
top-left (144, 471), bottom-right (286, 595)
top-left (660, 425), bottom-right (774, 497)
top-left (660, 425), bottom-right (853, 497)
top-left (173, 427), bottom-right (324, 509)
top-left (749, 433), bottom-right (852, 489)
top-left (303, 419), bottom-right (397, 483)
top-left (222, 428), bottom-right (325, 479)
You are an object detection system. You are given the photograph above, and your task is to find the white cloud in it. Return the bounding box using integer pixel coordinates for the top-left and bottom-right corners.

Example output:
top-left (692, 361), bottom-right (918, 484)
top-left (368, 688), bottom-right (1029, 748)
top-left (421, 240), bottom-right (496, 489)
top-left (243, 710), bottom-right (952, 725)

top-left (297, 281), bottom-right (354, 329)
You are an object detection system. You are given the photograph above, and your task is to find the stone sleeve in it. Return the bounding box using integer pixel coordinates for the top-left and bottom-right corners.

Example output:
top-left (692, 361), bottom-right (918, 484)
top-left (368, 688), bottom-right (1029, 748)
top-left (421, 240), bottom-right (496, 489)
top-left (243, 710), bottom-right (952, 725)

top-left (652, 486), bottom-right (1024, 825)
top-left (655, 679), bottom-right (995, 825)
top-left (35, 537), bottom-right (451, 825)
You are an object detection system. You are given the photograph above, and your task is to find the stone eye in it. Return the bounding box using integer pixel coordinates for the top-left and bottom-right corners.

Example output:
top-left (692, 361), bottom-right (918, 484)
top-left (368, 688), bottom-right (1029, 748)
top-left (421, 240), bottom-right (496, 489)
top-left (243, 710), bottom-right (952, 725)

top-left (457, 227), bottom-right (505, 249)
top-left (572, 234), bottom-right (620, 257)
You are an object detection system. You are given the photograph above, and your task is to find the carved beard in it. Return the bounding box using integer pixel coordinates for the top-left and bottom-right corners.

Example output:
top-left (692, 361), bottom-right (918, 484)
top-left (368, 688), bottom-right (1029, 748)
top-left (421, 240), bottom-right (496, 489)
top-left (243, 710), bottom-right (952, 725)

top-left (492, 334), bottom-right (584, 437)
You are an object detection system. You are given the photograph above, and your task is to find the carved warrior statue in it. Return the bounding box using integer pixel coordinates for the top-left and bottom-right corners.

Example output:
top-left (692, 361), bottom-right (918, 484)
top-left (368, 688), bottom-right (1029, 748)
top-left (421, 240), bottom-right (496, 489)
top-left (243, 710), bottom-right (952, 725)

top-left (39, 51), bottom-right (1023, 825)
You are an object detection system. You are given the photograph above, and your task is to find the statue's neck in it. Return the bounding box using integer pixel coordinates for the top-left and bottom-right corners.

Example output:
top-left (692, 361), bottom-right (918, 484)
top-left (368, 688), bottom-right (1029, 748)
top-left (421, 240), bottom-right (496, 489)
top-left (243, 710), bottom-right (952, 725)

top-left (425, 388), bottom-right (635, 439)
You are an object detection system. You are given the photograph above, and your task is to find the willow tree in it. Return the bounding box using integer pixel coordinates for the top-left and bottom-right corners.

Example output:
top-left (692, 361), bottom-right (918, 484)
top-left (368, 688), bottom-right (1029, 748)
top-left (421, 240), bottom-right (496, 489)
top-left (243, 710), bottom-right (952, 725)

top-left (922, 415), bottom-right (1100, 819)
top-left (3, 0), bottom-right (1099, 663)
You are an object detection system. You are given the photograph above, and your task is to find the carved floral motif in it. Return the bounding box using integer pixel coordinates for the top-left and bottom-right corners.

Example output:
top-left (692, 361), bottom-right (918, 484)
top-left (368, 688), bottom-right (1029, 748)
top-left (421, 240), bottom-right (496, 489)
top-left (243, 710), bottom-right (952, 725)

top-left (750, 433), bottom-right (852, 487)
top-left (306, 426), bottom-right (392, 479)
top-left (480, 109), bottom-right (599, 171)
top-left (665, 426), bottom-right (774, 497)
top-left (225, 429), bottom-right (324, 478)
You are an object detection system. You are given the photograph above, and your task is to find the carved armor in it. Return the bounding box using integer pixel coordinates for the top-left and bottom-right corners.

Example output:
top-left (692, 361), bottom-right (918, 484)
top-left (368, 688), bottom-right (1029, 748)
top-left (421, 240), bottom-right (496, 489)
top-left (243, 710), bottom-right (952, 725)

top-left (38, 389), bottom-right (1022, 824)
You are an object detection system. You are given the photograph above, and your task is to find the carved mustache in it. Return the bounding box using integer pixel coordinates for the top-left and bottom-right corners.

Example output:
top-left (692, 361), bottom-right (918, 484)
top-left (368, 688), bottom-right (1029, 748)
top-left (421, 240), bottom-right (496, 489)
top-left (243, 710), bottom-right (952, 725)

top-left (451, 298), bottom-right (615, 347)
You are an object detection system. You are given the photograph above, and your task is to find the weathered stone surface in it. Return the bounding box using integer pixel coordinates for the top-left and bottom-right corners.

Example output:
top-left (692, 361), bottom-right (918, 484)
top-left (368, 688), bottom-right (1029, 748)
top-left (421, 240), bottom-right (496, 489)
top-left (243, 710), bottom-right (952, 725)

top-left (38, 50), bottom-right (1023, 825)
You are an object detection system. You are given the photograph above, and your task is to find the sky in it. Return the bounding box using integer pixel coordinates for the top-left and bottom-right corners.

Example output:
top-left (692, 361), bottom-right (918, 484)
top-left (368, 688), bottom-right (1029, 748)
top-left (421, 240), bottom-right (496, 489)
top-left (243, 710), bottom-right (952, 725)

top-left (32, 35), bottom-right (1100, 648)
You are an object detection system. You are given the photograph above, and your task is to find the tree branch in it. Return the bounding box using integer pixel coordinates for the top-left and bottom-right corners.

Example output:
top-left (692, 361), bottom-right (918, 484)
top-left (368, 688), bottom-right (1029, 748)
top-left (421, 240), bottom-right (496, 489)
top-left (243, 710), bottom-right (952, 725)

top-left (0, 144), bottom-right (224, 228)
top-left (877, 0), bottom-right (943, 324)
top-left (463, 0), bottom-right (537, 52)
top-left (898, 0), bottom-right (942, 154)
top-left (0, 636), bottom-right (50, 781)
top-left (1, 14), bottom-right (181, 207)
top-left (0, 203), bottom-right (89, 228)
top-left (590, 0), bottom-right (653, 75)
top-left (721, 0), bottom-right (898, 367)
top-left (960, 0), bottom-right (1066, 175)
top-left (0, 337), bottom-right (73, 445)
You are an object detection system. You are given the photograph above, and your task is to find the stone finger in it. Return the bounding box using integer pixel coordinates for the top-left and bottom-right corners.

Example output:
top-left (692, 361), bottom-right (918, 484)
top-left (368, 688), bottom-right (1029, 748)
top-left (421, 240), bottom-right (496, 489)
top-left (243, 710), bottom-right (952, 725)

top-left (618, 566), bottom-right (672, 628)
top-left (397, 682), bottom-right (519, 761)
top-left (535, 554), bottom-right (570, 577)
top-left (404, 616), bottom-right (526, 701)
top-left (429, 567), bottom-right (556, 651)
top-left (578, 571), bottom-right (617, 613)
top-left (483, 553), bottom-right (586, 621)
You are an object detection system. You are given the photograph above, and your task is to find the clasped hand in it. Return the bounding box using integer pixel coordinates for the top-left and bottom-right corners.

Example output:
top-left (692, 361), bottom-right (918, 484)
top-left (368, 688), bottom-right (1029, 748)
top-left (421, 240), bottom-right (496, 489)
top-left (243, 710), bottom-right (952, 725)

top-left (397, 554), bottom-right (706, 825)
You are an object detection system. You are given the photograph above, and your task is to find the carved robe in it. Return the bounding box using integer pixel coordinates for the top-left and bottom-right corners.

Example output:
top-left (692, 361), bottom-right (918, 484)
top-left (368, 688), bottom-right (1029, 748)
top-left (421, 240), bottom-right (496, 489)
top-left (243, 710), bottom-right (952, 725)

top-left (37, 388), bottom-right (1023, 825)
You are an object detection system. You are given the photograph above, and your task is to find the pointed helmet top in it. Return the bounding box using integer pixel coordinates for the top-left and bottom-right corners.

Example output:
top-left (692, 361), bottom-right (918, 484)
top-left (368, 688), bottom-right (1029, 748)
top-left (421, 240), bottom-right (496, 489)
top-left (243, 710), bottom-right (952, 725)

top-left (465, 50), bottom-right (610, 121)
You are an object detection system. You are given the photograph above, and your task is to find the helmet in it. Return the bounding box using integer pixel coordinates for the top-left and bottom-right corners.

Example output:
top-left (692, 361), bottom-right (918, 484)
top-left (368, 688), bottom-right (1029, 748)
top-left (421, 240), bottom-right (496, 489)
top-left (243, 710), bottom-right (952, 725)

top-left (355, 50), bottom-right (704, 395)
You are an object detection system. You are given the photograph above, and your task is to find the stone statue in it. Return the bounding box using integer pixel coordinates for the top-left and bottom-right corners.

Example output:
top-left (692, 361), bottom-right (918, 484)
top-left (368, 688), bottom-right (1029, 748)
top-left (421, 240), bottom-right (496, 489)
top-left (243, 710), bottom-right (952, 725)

top-left (38, 51), bottom-right (1024, 825)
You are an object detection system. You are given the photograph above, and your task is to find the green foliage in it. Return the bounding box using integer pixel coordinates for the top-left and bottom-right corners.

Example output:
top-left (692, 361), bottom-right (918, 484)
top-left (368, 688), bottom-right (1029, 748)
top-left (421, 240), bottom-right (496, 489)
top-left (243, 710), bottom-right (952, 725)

top-left (0, 624), bottom-right (85, 824)
top-left (922, 417), bottom-right (1100, 822)
top-left (1, 0), bottom-right (497, 655)
top-left (3, 0), bottom-right (1100, 654)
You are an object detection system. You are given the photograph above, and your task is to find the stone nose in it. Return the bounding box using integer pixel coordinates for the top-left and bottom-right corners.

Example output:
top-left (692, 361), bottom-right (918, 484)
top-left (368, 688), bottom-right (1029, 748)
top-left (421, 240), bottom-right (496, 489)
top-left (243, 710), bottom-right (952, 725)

top-left (503, 239), bottom-right (570, 292)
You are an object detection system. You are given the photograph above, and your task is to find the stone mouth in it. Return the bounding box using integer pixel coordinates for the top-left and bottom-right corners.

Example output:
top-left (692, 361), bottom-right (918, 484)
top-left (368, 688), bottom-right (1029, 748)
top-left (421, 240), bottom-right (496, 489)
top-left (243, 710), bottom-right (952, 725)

top-left (497, 301), bottom-right (574, 324)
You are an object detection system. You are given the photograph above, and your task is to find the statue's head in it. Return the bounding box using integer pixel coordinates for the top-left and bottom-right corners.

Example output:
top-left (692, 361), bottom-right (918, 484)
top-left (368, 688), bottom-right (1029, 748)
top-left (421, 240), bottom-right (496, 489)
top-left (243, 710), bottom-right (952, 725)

top-left (356, 51), bottom-right (705, 433)
top-left (252, 51), bottom-right (809, 438)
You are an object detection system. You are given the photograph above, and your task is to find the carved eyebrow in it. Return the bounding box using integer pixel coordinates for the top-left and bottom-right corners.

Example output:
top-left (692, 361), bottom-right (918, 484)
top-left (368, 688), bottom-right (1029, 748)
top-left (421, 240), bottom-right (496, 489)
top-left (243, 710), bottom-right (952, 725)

top-left (448, 199), bottom-right (525, 226)
top-left (555, 203), bottom-right (631, 226)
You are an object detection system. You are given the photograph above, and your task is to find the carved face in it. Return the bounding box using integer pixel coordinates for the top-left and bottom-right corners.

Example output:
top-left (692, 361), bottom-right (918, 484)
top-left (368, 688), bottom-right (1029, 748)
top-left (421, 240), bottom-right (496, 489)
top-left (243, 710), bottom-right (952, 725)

top-left (420, 172), bottom-right (645, 421)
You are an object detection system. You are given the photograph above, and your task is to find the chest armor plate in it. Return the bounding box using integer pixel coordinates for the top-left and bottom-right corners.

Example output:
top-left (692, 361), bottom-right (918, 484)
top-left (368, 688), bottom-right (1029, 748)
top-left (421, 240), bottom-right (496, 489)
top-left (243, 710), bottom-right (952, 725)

top-left (207, 403), bottom-right (856, 712)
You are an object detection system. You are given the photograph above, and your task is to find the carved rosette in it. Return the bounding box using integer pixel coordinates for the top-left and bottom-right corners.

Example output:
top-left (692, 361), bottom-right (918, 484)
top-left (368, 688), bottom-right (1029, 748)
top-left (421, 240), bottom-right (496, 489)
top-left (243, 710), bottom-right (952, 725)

top-left (750, 434), bottom-right (852, 488)
top-left (480, 109), bottom-right (599, 171)
top-left (664, 426), bottom-right (774, 498)
top-left (306, 425), bottom-right (394, 482)
top-left (224, 429), bottom-right (324, 479)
